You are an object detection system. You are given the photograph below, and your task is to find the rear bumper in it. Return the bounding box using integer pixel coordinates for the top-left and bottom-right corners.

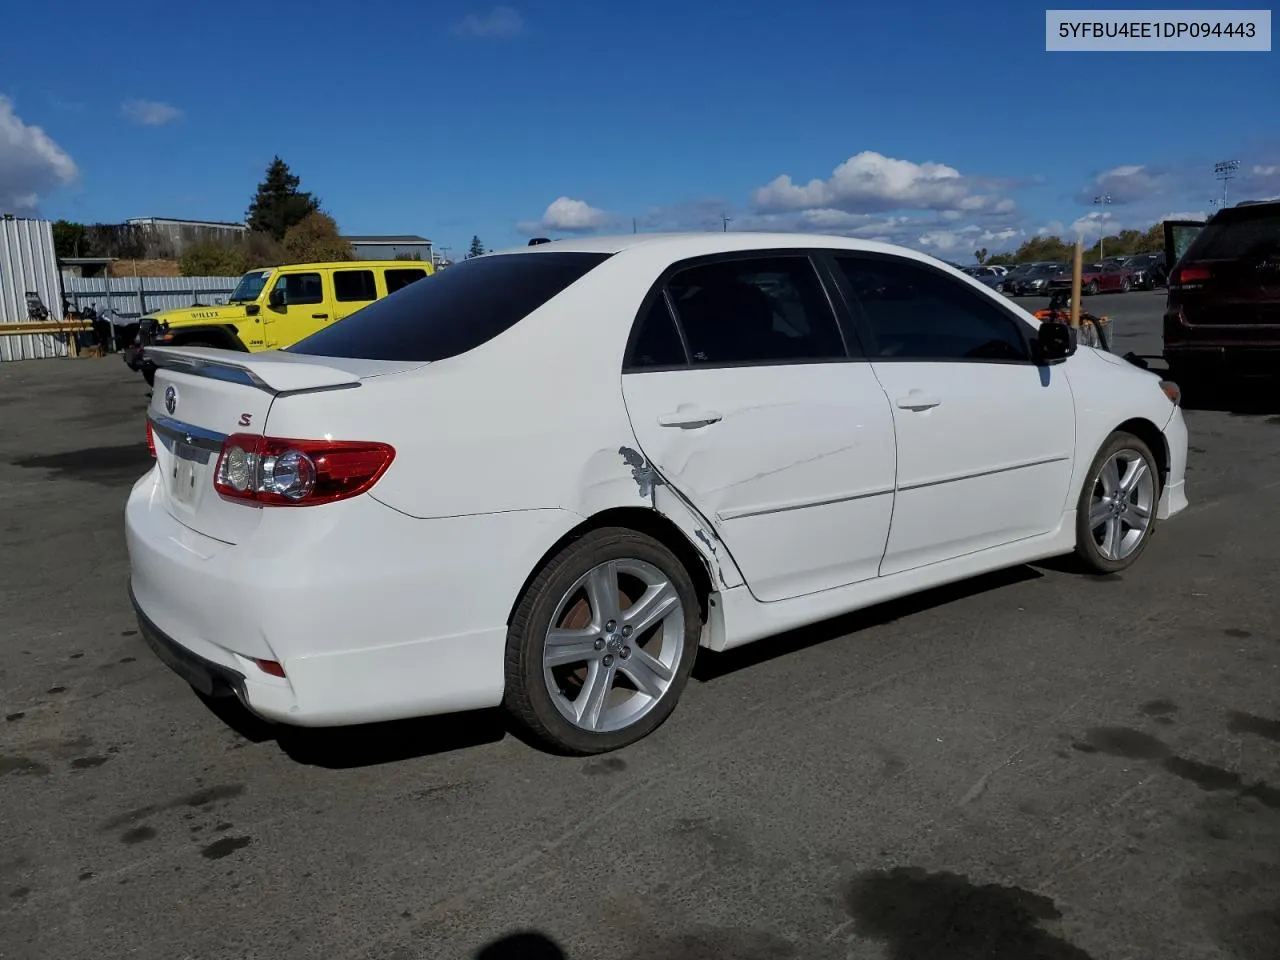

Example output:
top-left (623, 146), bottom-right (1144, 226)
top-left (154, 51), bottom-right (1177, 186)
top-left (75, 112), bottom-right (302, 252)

top-left (124, 470), bottom-right (579, 727)
top-left (1164, 343), bottom-right (1280, 377)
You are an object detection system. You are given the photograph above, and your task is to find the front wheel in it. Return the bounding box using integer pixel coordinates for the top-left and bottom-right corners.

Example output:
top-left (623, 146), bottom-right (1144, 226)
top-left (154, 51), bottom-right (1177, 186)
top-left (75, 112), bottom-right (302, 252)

top-left (1085, 280), bottom-right (1099, 296)
top-left (1120, 278), bottom-right (1132, 293)
top-left (503, 527), bottom-right (702, 754)
top-left (1074, 432), bottom-right (1160, 574)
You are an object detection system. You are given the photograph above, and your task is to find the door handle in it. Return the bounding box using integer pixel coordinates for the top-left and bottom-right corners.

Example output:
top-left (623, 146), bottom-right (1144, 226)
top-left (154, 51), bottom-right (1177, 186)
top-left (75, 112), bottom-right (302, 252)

top-left (657, 408), bottom-right (722, 428)
top-left (895, 391), bottom-right (941, 411)
top-left (312, 313), bottom-right (329, 319)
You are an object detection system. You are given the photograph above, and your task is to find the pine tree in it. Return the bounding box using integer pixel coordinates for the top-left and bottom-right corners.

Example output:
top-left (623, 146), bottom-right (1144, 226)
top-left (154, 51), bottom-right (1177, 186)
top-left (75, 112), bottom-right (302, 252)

top-left (246, 157), bottom-right (320, 241)
top-left (467, 235), bottom-right (486, 259)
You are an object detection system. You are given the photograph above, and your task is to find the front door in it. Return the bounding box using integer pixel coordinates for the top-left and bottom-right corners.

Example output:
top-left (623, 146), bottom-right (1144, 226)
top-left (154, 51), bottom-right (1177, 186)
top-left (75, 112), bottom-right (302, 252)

top-left (263, 270), bottom-right (330, 349)
top-left (620, 253), bottom-right (898, 603)
top-left (829, 252), bottom-right (1077, 577)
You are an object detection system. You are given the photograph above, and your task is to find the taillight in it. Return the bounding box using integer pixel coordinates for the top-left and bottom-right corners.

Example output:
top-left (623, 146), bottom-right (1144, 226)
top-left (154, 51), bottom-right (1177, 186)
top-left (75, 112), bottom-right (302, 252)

top-left (145, 419), bottom-right (156, 458)
top-left (1171, 266), bottom-right (1212, 286)
top-left (213, 434), bottom-right (395, 506)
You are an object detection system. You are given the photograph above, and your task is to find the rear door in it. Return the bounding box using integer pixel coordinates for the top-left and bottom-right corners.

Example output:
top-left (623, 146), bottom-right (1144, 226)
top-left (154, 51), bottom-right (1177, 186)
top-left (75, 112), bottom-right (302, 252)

top-left (263, 269), bottom-right (331, 348)
top-left (620, 252), bottom-right (898, 603)
top-left (828, 252), bottom-right (1076, 576)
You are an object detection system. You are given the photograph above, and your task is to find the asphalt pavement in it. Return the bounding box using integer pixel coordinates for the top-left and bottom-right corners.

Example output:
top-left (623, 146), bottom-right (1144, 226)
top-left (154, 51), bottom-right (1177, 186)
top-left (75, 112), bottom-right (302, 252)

top-left (2, 292), bottom-right (1278, 960)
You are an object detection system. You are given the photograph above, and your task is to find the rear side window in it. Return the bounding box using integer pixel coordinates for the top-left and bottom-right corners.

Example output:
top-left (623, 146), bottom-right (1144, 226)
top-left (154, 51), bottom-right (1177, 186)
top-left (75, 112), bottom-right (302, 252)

top-left (665, 256), bottom-right (848, 365)
top-left (1188, 209), bottom-right (1280, 260)
top-left (628, 295), bottom-right (687, 369)
top-left (385, 268), bottom-right (427, 294)
top-left (334, 269), bottom-right (377, 302)
top-left (288, 253), bottom-right (611, 361)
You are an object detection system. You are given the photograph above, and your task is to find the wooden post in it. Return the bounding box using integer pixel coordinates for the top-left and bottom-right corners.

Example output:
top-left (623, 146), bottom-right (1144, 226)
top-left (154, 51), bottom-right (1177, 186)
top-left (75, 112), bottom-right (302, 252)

top-left (1070, 238), bottom-right (1083, 329)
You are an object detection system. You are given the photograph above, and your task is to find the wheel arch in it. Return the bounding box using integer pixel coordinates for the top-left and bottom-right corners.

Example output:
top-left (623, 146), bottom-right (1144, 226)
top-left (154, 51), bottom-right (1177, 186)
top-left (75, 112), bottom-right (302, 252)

top-left (1113, 416), bottom-right (1170, 490)
top-left (506, 506), bottom-right (719, 631)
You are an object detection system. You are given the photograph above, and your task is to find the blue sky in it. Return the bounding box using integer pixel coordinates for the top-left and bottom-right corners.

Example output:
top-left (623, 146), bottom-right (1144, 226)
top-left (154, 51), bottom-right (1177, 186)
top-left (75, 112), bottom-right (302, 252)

top-left (2, 0), bottom-right (1277, 260)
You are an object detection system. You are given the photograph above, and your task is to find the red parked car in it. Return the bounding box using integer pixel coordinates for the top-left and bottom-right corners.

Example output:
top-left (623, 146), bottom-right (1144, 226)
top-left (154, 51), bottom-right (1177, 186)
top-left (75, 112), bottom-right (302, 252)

top-left (1048, 260), bottom-right (1138, 295)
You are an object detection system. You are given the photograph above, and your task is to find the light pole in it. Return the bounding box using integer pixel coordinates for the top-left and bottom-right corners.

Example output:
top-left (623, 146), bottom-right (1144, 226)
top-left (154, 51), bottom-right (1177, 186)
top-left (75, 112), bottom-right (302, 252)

top-left (1214, 160), bottom-right (1240, 207)
top-left (1093, 194), bottom-right (1112, 258)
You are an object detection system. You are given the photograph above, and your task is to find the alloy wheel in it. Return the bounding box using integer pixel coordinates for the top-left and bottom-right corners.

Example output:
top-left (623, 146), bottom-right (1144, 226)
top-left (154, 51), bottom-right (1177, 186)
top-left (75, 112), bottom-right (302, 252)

top-left (541, 558), bottom-right (685, 733)
top-left (1088, 448), bottom-right (1156, 562)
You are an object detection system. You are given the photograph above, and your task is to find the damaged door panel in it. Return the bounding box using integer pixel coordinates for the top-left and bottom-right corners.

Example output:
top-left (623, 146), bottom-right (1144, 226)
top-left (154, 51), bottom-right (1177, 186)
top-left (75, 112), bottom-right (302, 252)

top-left (620, 365), bottom-right (897, 603)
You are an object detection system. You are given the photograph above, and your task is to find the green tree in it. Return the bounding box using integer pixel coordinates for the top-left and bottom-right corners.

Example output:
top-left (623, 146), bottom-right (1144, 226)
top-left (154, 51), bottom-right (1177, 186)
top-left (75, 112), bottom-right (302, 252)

top-left (281, 211), bottom-right (354, 263)
top-left (973, 247), bottom-right (988, 265)
top-left (246, 156), bottom-right (320, 241)
top-left (51, 220), bottom-right (87, 259)
top-left (467, 235), bottom-right (486, 259)
top-left (181, 240), bottom-right (247, 277)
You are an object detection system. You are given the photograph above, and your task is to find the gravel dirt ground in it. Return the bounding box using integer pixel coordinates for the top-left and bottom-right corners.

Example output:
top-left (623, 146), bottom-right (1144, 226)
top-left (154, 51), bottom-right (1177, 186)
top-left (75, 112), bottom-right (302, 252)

top-left (2, 291), bottom-right (1278, 960)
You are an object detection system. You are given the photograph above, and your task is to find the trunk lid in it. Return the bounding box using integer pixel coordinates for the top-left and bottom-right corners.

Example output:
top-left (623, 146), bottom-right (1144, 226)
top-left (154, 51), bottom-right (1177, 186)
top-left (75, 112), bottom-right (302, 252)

top-left (146, 346), bottom-right (425, 543)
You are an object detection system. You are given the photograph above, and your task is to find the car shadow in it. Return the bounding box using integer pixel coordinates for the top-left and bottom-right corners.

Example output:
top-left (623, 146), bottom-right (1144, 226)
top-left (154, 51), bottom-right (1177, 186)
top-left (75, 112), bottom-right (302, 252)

top-left (474, 932), bottom-right (568, 959)
top-left (199, 563), bottom-right (1060, 762)
top-left (692, 564), bottom-right (1043, 683)
top-left (197, 693), bottom-right (510, 769)
top-left (1179, 378), bottom-right (1280, 416)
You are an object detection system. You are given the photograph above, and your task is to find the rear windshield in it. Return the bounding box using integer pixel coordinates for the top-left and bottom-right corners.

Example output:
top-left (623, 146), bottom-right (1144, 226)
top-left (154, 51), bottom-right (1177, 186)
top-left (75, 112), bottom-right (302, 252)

top-left (287, 252), bottom-right (612, 361)
top-left (1188, 209), bottom-right (1280, 260)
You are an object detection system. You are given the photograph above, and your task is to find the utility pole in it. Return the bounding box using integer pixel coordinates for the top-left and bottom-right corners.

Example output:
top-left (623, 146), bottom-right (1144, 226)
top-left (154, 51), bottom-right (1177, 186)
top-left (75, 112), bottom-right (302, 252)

top-left (721, 214), bottom-right (731, 233)
top-left (1093, 194), bottom-right (1112, 258)
top-left (1214, 159), bottom-right (1240, 207)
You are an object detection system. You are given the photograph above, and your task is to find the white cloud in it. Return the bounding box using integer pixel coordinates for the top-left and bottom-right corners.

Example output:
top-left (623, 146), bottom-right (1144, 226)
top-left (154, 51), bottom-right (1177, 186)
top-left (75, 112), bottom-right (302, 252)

top-left (1253, 165), bottom-right (1278, 176)
top-left (452, 5), bottom-right (523, 37)
top-left (121, 99), bottom-right (182, 126)
top-left (751, 150), bottom-right (1014, 215)
top-left (517, 196), bottom-right (614, 234)
top-left (917, 224), bottom-right (1025, 254)
top-left (1159, 210), bottom-right (1207, 222)
top-left (1083, 163), bottom-right (1172, 205)
top-left (1036, 220), bottom-right (1065, 237)
top-left (0, 96), bottom-right (77, 215)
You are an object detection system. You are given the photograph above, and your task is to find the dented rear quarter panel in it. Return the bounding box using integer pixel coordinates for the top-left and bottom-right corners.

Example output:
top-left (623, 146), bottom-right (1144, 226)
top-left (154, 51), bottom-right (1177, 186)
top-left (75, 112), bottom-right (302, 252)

top-left (260, 250), bottom-right (745, 592)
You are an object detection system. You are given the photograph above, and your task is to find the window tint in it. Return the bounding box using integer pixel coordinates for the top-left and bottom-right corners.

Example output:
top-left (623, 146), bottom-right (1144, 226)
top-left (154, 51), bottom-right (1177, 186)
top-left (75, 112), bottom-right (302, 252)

top-left (628, 295), bottom-right (687, 369)
top-left (1189, 210), bottom-right (1280, 260)
top-left (275, 272), bottom-right (323, 306)
top-left (287, 252), bottom-right (611, 361)
top-left (334, 269), bottom-right (377, 302)
top-left (665, 256), bottom-right (847, 365)
top-left (385, 268), bottom-right (427, 294)
top-left (836, 256), bottom-right (1030, 363)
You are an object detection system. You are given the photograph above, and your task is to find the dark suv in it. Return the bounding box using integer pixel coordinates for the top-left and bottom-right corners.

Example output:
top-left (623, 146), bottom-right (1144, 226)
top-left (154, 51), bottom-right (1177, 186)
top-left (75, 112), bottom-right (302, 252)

top-left (1164, 200), bottom-right (1280, 383)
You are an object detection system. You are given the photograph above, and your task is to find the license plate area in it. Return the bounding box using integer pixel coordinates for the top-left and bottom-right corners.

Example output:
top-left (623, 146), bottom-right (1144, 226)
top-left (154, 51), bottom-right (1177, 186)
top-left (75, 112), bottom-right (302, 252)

top-left (168, 440), bottom-right (211, 509)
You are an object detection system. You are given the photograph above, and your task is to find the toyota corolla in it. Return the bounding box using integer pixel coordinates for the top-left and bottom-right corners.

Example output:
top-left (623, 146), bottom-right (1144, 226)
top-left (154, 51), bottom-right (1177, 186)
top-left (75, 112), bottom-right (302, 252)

top-left (126, 232), bottom-right (1189, 755)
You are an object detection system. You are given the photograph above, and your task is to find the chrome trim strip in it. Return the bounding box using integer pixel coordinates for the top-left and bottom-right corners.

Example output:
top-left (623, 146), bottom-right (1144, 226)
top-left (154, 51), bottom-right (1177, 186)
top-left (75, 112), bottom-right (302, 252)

top-left (148, 414), bottom-right (228, 453)
top-left (717, 486), bottom-right (894, 522)
top-left (898, 454), bottom-right (1070, 493)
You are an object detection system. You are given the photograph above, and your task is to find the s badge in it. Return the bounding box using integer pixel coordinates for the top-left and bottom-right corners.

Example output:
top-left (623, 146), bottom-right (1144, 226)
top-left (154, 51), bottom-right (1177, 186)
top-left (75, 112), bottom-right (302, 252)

top-left (238, 413), bottom-right (253, 427)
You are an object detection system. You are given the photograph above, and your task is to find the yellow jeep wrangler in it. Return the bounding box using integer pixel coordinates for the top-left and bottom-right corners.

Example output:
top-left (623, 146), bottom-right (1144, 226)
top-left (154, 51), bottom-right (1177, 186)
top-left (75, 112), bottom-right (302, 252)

top-left (125, 259), bottom-right (433, 383)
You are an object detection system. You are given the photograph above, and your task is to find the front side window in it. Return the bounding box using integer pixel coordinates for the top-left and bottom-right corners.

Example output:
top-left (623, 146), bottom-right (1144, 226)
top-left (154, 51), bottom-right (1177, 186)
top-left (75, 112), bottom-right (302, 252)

top-left (836, 255), bottom-right (1030, 363)
top-left (288, 252), bottom-right (610, 361)
top-left (663, 256), bottom-right (848, 365)
top-left (274, 272), bottom-right (324, 306)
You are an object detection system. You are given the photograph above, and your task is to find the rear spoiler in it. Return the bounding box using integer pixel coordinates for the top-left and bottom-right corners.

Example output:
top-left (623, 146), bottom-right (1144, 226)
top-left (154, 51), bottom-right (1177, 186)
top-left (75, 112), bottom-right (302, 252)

top-left (146, 346), bottom-right (362, 395)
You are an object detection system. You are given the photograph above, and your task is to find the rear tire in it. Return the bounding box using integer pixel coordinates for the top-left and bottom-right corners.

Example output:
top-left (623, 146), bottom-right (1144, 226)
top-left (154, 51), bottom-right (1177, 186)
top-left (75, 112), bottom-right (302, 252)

top-left (1074, 432), bottom-right (1160, 574)
top-left (1085, 281), bottom-right (1099, 296)
top-left (503, 527), bottom-right (702, 755)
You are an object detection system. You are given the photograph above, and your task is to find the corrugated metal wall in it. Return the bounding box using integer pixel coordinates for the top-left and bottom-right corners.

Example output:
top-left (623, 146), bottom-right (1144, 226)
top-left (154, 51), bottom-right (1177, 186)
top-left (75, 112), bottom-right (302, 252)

top-left (0, 218), bottom-right (67, 362)
top-left (61, 275), bottom-right (239, 320)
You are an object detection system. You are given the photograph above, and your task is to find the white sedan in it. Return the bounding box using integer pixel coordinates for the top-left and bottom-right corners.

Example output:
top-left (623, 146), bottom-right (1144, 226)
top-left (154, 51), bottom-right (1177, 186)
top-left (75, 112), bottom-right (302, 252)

top-left (126, 232), bottom-right (1189, 754)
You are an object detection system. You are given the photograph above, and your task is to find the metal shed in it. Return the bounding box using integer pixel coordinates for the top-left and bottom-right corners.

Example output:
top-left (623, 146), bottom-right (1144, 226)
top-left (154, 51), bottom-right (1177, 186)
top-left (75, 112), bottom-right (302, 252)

top-left (0, 217), bottom-right (67, 362)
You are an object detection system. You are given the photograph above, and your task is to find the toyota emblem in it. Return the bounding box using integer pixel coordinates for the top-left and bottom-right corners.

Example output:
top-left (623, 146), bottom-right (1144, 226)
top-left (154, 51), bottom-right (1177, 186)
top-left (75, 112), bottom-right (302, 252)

top-left (164, 385), bottom-right (177, 415)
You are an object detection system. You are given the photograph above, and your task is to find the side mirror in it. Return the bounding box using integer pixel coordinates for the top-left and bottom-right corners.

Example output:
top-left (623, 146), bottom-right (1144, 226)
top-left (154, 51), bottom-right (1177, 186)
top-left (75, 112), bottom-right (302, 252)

top-left (268, 288), bottom-right (286, 308)
top-left (1035, 320), bottom-right (1077, 364)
